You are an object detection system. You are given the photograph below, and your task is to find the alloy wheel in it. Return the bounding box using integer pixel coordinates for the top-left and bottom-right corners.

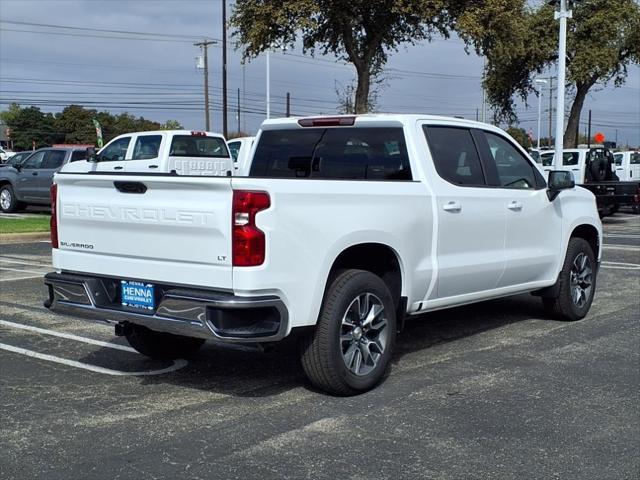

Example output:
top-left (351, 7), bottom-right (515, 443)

top-left (340, 292), bottom-right (389, 376)
top-left (0, 188), bottom-right (12, 211)
top-left (570, 252), bottom-right (593, 308)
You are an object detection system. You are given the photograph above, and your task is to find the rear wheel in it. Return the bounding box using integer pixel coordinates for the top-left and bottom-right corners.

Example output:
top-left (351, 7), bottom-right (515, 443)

top-left (543, 238), bottom-right (596, 321)
top-left (125, 325), bottom-right (205, 360)
top-left (300, 269), bottom-right (396, 395)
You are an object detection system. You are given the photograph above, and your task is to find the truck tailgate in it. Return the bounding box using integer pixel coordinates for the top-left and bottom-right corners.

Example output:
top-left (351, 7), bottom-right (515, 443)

top-left (53, 173), bottom-right (233, 289)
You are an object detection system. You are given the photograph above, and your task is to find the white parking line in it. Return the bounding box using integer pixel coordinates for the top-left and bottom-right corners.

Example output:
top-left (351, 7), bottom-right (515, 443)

top-left (0, 274), bottom-right (43, 282)
top-left (0, 258), bottom-right (53, 268)
top-left (604, 233), bottom-right (640, 239)
top-left (603, 244), bottom-right (640, 251)
top-left (601, 261), bottom-right (640, 270)
top-left (0, 343), bottom-right (187, 376)
top-left (0, 319), bottom-right (137, 353)
top-left (0, 266), bottom-right (48, 275)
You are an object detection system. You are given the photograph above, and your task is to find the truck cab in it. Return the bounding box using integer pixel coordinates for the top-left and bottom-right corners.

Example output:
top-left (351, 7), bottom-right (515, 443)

top-left (62, 130), bottom-right (233, 176)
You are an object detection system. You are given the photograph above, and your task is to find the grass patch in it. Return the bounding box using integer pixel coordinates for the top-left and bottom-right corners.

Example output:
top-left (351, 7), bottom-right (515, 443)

top-left (0, 215), bottom-right (51, 234)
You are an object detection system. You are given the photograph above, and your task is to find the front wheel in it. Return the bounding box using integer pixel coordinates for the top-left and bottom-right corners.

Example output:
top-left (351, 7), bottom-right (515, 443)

top-left (0, 184), bottom-right (20, 213)
top-left (300, 269), bottom-right (397, 395)
top-left (543, 238), bottom-right (597, 321)
top-left (125, 325), bottom-right (205, 360)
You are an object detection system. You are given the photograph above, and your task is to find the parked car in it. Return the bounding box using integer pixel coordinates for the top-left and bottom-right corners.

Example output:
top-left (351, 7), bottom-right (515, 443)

top-left (613, 150), bottom-right (640, 182)
top-left (227, 136), bottom-right (255, 175)
top-left (61, 130), bottom-right (233, 176)
top-left (45, 114), bottom-right (602, 395)
top-left (0, 147), bottom-right (87, 213)
top-left (0, 147), bottom-right (16, 161)
top-left (540, 148), bottom-right (638, 217)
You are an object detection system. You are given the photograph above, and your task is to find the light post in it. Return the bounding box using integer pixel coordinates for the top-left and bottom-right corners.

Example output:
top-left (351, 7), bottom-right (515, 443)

top-left (551, 0), bottom-right (572, 168)
top-left (535, 78), bottom-right (548, 149)
top-left (266, 50), bottom-right (271, 119)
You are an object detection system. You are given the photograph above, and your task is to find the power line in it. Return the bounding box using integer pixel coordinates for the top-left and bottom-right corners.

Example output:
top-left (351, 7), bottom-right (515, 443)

top-left (0, 19), bottom-right (217, 41)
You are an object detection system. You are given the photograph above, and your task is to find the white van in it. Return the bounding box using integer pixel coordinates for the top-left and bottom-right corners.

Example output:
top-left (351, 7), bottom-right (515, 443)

top-left (63, 130), bottom-right (233, 176)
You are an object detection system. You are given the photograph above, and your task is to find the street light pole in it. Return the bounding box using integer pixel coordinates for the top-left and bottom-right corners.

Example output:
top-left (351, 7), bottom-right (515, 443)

top-left (535, 78), bottom-right (548, 150)
top-left (266, 50), bottom-right (271, 119)
top-left (222, 0), bottom-right (228, 138)
top-left (553, 0), bottom-right (572, 168)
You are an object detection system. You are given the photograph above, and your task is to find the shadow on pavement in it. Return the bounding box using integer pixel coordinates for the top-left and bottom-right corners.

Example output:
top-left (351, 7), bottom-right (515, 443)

top-left (78, 293), bottom-right (551, 398)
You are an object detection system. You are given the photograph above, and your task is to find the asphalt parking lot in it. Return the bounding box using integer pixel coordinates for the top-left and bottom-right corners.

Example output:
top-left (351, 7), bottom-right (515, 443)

top-left (1, 214), bottom-right (638, 480)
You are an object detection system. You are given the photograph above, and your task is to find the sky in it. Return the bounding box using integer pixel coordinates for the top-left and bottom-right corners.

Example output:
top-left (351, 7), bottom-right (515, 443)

top-left (0, 0), bottom-right (639, 147)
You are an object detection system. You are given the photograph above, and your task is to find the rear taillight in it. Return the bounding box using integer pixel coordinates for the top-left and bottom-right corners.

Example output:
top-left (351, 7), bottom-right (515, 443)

top-left (50, 183), bottom-right (58, 249)
top-left (232, 190), bottom-right (270, 266)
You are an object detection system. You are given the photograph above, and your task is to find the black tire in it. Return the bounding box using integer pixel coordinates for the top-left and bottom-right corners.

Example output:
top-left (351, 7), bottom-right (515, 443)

top-left (125, 325), bottom-right (205, 360)
top-left (543, 238), bottom-right (597, 321)
top-left (0, 184), bottom-right (20, 213)
top-left (300, 269), bottom-right (397, 395)
top-left (589, 158), bottom-right (607, 182)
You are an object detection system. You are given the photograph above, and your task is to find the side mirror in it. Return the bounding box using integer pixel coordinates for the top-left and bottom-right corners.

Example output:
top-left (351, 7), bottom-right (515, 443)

top-left (14, 163), bottom-right (22, 172)
top-left (86, 147), bottom-right (98, 163)
top-left (547, 170), bottom-right (575, 201)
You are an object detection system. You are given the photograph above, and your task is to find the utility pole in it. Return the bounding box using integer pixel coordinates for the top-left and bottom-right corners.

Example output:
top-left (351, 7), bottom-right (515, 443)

top-left (553, 0), bottom-right (572, 168)
top-left (587, 109), bottom-right (592, 148)
top-left (548, 77), bottom-right (553, 147)
top-left (222, 0), bottom-right (228, 138)
top-left (194, 39), bottom-right (217, 131)
top-left (286, 92), bottom-right (291, 117)
top-left (237, 88), bottom-right (241, 133)
top-left (481, 57), bottom-right (486, 123)
top-left (535, 78), bottom-right (547, 149)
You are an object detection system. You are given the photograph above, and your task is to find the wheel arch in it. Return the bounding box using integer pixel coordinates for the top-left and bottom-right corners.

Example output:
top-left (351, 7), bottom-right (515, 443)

top-left (326, 242), bottom-right (404, 308)
top-left (570, 223), bottom-right (600, 260)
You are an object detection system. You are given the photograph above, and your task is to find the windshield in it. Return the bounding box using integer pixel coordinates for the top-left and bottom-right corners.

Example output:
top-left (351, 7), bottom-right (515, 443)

top-left (4, 152), bottom-right (31, 166)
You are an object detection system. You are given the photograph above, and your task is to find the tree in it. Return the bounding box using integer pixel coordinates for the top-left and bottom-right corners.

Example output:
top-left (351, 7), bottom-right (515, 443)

top-left (4, 106), bottom-right (61, 150)
top-left (458, 0), bottom-right (640, 147)
top-left (54, 105), bottom-right (97, 144)
top-left (506, 126), bottom-right (531, 149)
top-left (161, 119), bottom-right (183, 130)
top-left (231, 0), bottom-right (474, 114)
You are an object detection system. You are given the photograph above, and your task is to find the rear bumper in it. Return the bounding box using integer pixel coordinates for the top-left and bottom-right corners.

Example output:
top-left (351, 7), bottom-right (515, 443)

top-left (44, 272), bottom-right (289, 343)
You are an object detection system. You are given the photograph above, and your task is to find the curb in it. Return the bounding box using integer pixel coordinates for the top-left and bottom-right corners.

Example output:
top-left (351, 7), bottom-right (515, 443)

top-left (0, 232), bottom-right (50, 244)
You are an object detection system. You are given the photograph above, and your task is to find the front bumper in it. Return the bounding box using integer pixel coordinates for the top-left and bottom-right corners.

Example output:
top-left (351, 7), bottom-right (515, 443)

top-left (44, 272), bottom-right (288, 343)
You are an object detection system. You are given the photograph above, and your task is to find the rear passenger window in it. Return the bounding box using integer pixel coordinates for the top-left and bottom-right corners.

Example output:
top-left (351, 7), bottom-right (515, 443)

top-left (250, 128), bottom-right (412, 180)
top-left (484, 132), bottom-right (537, 189)
top-left (132, 135), bottom-right (162, 160)
top-left (423, 126), bottom-right (485, 186)
top-left (42, 150), bottom-right (66, 169)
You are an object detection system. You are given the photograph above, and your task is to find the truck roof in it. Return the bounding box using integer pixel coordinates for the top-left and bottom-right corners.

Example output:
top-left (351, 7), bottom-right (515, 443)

top-left (260, 114), bottom-right (498, 131)
top-left (125, 130), bottom-right (225, 137)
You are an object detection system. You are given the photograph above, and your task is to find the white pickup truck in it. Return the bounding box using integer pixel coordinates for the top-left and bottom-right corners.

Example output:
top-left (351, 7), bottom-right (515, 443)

top-left (45, 115), bottom-right (602, 395)
top-left (62, 130), bottom-right (233, 176)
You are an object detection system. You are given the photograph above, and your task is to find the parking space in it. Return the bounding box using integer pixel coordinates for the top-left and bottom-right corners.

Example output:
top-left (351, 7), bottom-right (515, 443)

top-left (1, 215), bottom-right (638, 480)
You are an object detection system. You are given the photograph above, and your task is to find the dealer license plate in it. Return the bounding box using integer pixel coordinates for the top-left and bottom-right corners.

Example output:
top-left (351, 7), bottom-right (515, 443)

top-left (121, 280), bottom-right (155, 310)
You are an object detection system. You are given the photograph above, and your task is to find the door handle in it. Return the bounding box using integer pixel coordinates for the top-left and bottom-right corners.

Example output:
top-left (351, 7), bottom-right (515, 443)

top-left (507, 201), bottom-right (523, 211)
top-left (113, 166), bottom-right (123, 170)
top-left (442, 201), bottom-right (462, 213)
top-left (32, 172), bottom-right (38, 176)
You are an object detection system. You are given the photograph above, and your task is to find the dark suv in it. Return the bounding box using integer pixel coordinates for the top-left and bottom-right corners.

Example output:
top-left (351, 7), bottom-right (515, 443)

top-left (0, 147), bottom-right (87, 213)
